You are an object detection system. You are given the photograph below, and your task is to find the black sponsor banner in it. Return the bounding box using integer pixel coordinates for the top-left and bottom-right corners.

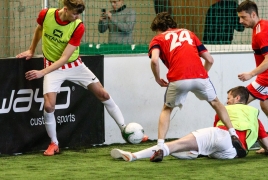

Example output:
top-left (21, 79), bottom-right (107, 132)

top-left (0, 56), bottom-right (104, 154)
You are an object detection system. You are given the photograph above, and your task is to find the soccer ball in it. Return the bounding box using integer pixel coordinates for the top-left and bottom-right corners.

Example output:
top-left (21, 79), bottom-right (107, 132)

top-left (122, 122), bottom-right (144, 144)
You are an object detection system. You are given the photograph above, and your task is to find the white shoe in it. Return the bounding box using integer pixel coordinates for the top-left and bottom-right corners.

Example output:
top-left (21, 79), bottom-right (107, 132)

top-left (170, 151), bottom-right (198, 159)
top-left (111, 149), bottom-right (136, 162)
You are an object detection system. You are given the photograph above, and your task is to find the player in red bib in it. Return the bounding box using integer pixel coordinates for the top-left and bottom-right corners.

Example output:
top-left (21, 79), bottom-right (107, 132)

top-left (237, 0), bottom-right (268, 154)
top-left (148, 12), bottom-right (246, 162)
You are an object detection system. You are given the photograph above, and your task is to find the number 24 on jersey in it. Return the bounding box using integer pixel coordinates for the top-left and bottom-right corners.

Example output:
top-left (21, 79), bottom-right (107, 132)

top-left (165, 30), bottom-right (193, 52)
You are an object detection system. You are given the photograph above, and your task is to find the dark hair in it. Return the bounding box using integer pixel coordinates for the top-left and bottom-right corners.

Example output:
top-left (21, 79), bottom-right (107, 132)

top-left (237, 0), bottom-right (258, 17)
top-left (150, 12), bottom-right (177, 32)
top-left (63, 0), bottom-right (85, 14)
top-left (227, 86), bottom-right (249, 104)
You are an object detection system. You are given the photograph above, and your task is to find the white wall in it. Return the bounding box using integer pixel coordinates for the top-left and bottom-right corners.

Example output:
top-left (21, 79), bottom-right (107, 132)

top-left (103, 53), bottom-right (268, 144)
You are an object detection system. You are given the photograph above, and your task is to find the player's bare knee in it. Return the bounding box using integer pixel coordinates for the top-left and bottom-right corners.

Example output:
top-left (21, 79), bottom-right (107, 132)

top-left (96, 91), bottom-right (110, 101)
top-left (44, 104), bottom-right (55, 113)
top-left (209, 98), bottom-right (221, 108)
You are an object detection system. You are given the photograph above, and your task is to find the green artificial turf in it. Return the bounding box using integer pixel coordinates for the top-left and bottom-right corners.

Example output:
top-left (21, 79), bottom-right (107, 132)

top-left (0, 141), bottom-right (267, 180)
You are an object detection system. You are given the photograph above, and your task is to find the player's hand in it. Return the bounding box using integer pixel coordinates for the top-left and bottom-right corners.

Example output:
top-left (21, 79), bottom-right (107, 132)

top-left (238, 72), bottom-right (253, 82)
top-left (156, 78), bottom-right (169, 87)
top-left (25, 70), bottom-right (45, 80)
top-left (16, 50), bottom-right (34, 60)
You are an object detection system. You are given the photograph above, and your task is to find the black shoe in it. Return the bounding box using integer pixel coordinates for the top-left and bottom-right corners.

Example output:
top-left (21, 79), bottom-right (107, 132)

top-left (150, 149), bottom-right (163, 162)
top-left (121, 132), bottom-right (130, 143)
top-left (231, 135), bottom-right (247, 158)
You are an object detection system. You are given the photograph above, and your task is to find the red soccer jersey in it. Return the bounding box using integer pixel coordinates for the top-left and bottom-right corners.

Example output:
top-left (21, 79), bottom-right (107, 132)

top-left (37, 9), bottom-right (85, 46)
top-left (252, 19), bottom-right (268, 86)
top-left (148, 28), bottom-right (208, 82)
top-left (214, 114), bottom-right (268, 149)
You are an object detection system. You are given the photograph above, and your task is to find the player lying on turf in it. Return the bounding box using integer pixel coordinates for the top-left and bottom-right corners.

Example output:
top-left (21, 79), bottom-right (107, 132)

top-left (111, 86), bottom-right (268, 161)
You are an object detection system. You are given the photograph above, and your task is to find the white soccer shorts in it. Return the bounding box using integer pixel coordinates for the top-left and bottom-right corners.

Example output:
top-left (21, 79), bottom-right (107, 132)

top-left (43, 63), bottom-right (99, 94)
top-left (192, 127), bottom-right (236, 159)
top-left (164, 78), bottom-right (217, 108)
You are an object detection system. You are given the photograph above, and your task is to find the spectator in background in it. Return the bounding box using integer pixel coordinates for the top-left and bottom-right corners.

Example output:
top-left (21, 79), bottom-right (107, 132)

top-left (203, 0), bottom-right (244, 44)
top-left (98, 0), bottom-right (135, 44)
top-left (153, 0), bottom-right (172, 15)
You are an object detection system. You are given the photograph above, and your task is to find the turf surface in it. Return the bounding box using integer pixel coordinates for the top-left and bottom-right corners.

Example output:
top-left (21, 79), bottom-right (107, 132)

top-left (0, 141), bottom-right (267, 180)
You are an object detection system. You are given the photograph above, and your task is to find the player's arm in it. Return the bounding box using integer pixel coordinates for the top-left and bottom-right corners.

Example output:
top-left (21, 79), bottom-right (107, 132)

top-left (150, 48), bottom-right (168, 87)
top-left (194, 34), bottom-right (214, 72)
top-left (16, 24), bottom-right (43, 60)
top-left (43, 44), bottom-right (77, 74)
top-left (25, 44), bottom-right (77, 80)
top-left (238, 54), bottom-right (268, 81)
top-left (200, 51), bottom-right (214, 72)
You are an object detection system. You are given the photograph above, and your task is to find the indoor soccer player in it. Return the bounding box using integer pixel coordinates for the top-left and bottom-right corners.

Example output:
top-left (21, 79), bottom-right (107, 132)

top-left (147, 12), bottom-right (246, 162)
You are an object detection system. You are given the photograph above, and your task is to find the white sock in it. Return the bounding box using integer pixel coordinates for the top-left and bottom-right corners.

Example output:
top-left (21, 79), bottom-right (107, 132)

top-left (102, 97), bottom-right (126, 131)
top-left (44, 110), bottom-right (58, 145)
top-left (163, 143), bottom-right (170, 155)
top-left (228, 128), bottom-right (238, 137)
top-left (133, 143), bottom-right (170, 160)
top-left (156, 139), bottom-right (165, 150)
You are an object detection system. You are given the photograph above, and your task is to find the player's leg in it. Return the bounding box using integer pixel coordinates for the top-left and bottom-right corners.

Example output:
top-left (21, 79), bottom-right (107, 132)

top-left (260, 100), bottom-right (268, 117)
top-left (208, 128), bottom-right (237, 159)
top-left (209, 97), bottom-right (234, 130)
top-left (150, 105), bottom-right (173, 162)
top-left (209, 97), bottom-right (247, 157)
top-left (193, 78), bottom-right (246, 157)
top-left (166, 133), bottom-right (199, 159)
top-left (246, 93), bottom-right (256, 104)
top-left (157, 105), bottom-right (173, 147)
top-left (42, 70), bottom-right (65, 156)
top-left (246, 83), bottom-right (268, 154)
top-left (246, 82), bottom-right (268, 116)
top-left (111, 132), bottom-right (198, 162)
top-left (151, 80), bottom-right (189, 162)
top-left (111, 143), bottom-right (170, 162)
top-left (192, 79), bottom-right (233, 132)
top-left (44, 92), bottom-right (57, 142)
top-left (69, 64), bottom-right (126, 131)
top-left (192, 79), bottom-right (236, 136)
top-left (87, 81), bottom-right (126, 131)
top-left (43, 92), bottom-right (59, 156)
top-left (167, 133), bottom-right (198, 153)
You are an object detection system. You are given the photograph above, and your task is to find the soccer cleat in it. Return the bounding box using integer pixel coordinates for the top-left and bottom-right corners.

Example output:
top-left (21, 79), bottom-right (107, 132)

top-left (150, 149), bottom-right (163, 162)
top-left (170, 151), bottom-right (198, 159)
top-left (111, 149), bottom-right (136, 162)
top-left (231, 135), bottom-right (247, 158)
top-left (43, 142), bottom-right (59, 156)
top-left (142, 135), bottom-right (149, 142)
top-left (121, 131), bottom-right (129, 143)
